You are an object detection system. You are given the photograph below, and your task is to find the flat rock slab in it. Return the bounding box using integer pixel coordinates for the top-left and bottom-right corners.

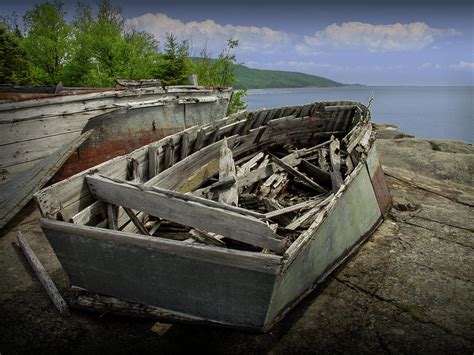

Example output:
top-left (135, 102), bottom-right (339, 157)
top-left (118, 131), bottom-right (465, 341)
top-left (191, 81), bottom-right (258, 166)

top-left (0, 134), bottom-right (473, 353)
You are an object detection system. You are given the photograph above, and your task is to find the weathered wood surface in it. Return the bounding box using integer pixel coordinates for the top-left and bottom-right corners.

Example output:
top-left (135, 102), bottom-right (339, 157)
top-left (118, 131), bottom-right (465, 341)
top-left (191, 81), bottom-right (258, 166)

top-left (16, 231), bottom-right (70, 316)
top-left (265, 199), bottom-right (322, 219)
top-left (329, 138), bottom-right (344, 191)
top-left (106, 204), bottom-right (119, 230)
top-left (217, 139), bottom-right (238, 206)
top-left (86, 175), bottom-right (285, 252)
top-left (0, 130), bottom-right (93, 229)
top-left (33, 101), bottom-right (362, 224)
top-left (40, 218), bottom-right (283, 274)
top-left (265, 163), bottom-right (382, 326)
top-left (123, 207), bottom-right (150, 236)
top-left (268, 153), bottom-right (327, 194)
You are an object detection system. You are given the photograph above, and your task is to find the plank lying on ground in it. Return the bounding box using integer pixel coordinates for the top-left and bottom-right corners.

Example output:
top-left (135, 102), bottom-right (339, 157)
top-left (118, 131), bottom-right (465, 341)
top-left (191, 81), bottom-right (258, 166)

top-left (268, 153), bottom-right (328, 194)
top-left (86, 175), bottom-right (285, 252)
top-left (217, 139), bottom-right (238, 206)
top-left (16, 231), bottom-right (70, 316)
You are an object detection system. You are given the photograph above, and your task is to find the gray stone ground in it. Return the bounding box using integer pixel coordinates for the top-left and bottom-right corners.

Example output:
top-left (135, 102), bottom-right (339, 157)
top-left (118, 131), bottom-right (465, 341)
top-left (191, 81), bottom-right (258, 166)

top-left (0, 129), bottom-right (472, 354)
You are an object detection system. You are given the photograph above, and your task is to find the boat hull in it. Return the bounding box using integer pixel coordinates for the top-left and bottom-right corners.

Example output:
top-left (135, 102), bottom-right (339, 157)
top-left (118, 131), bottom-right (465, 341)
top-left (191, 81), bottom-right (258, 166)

top-left (35, 101), bottom-right (392, 331)
top-left (0, 87), bottom-right (231, 184)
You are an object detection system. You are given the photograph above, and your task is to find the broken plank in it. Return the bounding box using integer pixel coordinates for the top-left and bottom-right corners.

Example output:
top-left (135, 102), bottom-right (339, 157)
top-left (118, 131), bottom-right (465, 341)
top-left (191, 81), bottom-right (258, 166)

top-left (107, 204), bottom-right (119, 230)
top-left (237, 153), bottom-right (301, 189)
top-left (329, 138), bottom-right (344, 191)
top-left (265, 199), bottom-right (321, 219)
top-left (148, 146), bottom-right (160, 178)
top-left (86, 175), bottom-right (285, 252)
top-left (237, 152), bottom-right (264, 176)
top-left (268, 153), bottom-right (328, 194)
top-left (218, 138), bottom-right (238, 206)
top-left (300, 159), bottom-right (332, 187)
top-left (192, 176), bottom-right (236, 198)
top-left (189, 229), bottom-right (225, 247)
top-left (286, 194), bottom-right (334, 230)
top-left (123, 207), bottom-right (150, 235)
top-left (16, 231), bottom-right (70, 316)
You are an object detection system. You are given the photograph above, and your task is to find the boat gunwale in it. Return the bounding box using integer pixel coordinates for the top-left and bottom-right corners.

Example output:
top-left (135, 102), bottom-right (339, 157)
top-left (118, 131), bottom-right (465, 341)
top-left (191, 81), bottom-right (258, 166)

top-left (0, 86), bottom-right (232, 114)
top-left (40, 217), bottom-right (283, 275)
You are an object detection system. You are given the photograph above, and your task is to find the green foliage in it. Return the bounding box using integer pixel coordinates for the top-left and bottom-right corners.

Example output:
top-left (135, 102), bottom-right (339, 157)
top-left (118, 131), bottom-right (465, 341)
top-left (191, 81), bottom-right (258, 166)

top-left (22, 1), bottom-right (72, 85)
top-left (0, 23), bottom-right (32, 85)
top-left (189, 39), bottom-right (247, 114)
top-left (233, 65), bottom-right (343, 89)
top-left (156, 33), bottom-right (190, 86)
top-left (227, 89), bottom-right (248, 114)
top-left (64, 0), bottom-right (159, 87)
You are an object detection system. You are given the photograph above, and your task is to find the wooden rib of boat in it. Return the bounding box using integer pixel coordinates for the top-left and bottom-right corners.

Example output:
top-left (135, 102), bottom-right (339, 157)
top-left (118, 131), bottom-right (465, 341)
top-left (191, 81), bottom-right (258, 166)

top-left (34, 101), bottom-right (392, 331)
top-left (0, 82), bottom-right (232, 185)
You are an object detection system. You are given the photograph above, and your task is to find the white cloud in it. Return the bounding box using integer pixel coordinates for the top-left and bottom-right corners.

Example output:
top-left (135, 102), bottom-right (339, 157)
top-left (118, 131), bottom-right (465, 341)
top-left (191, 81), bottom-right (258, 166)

top-left (303, 22), bottom-right (461, 52)
top-left (449, 61), bottom-right (474, 70)
top-left (420, 62), bottom-right (442, 69)
top-left (125, 13), bottom-right (290, 55)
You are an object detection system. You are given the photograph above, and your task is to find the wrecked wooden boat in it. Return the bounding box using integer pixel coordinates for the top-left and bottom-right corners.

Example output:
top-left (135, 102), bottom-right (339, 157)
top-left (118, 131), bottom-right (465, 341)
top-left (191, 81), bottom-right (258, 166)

top-left (35, 101), bottom-right (392, 331)
top-left (0, 81), bottom-right (231, 185)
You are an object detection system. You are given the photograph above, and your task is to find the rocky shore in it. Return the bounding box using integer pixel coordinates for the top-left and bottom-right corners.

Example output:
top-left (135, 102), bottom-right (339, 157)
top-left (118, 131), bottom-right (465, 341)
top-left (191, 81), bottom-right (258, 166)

top-left (0, 125), bottom-right (472, 353)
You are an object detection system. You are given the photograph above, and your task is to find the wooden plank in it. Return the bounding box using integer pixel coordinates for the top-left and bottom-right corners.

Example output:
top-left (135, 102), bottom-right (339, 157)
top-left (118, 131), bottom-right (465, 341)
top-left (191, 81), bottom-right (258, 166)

top-left (189, 229), bottom-right (225, 247)
top-left (192, 176), bottom-right (236, 198)
top-left (16, 231), bottom-right (70, 316)
top-left (217, 139), bottom-right (238, 206)
top-left (0, 130), bottom-right (85, 169)
top-left (180, 130), bottom-right (192, 160)
top-left (86, 175), bottom-right (285, 252)
top-left (264, 198), bottom-right (322, 219)
top-left (237, 152), bottom-right (264, 177)
top-left (148, 135), bottom-right (238, 192)
top-left (329, 138), bottom-right (344, 191)
top-left (0, 131), bottom-right (93, 229)
top-left (268, 153), bottom-right (328, 194)
top-left (41, 218), bottom-right (283, 275)
top-left (0, 109), bottom-right (111, 147)
top-left (148, 146), bottom-right (159, 178)
top-left (163, 140), bottom-right (175, 169)
top-left (123, 207), bottom-right (150, 236)
top-left (300, 159), bottom-right (332, 187)
top-left (107, 204), bottom-right (119, 230)
top-left (237, 153), bottom-right (301, 189)
top-left (345, 123), bottom-right (372, 153)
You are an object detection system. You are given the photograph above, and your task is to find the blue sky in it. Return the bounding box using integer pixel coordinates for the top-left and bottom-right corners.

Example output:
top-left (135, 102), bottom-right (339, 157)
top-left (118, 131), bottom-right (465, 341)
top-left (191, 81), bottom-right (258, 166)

top-left (2, 0), bottom-right (473, 85)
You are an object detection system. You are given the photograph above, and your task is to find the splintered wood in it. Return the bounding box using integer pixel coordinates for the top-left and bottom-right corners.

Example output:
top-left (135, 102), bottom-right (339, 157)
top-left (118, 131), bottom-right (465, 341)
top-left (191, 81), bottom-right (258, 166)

top-left (83, 120), bottom-right (370, 255)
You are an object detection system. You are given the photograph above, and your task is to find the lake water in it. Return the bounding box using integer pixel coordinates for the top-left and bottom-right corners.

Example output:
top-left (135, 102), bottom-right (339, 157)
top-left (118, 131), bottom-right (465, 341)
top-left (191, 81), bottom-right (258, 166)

top-left (245, 86), bottom-right (473, 143)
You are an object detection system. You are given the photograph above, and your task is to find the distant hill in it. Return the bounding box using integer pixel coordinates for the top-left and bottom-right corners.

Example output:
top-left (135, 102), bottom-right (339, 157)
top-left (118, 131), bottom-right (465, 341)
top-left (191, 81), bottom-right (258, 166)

top-left (233, 64), bottom-right (344, 89)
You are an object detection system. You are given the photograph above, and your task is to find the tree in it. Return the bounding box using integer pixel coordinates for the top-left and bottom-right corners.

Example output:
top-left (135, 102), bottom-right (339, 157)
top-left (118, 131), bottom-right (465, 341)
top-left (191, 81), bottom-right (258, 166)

top-left (156, 33), bottom-right (190, 86)
top-left (22, 1), bottom-right (71, 85)
top-left (65, 0), bottom-right (159, 86)
top-left (0, 22), bottom-right (32, 85)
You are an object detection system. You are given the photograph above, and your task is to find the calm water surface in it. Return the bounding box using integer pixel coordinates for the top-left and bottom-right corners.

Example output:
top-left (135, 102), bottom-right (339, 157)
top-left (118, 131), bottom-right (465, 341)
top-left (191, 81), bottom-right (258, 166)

top-left (245, 86), bottom-right (473, 143)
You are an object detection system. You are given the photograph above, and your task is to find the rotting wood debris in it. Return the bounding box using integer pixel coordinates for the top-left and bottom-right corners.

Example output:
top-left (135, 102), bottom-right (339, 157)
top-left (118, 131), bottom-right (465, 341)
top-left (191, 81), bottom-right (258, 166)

top-left (84, 130), bottom-right (365, 255)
